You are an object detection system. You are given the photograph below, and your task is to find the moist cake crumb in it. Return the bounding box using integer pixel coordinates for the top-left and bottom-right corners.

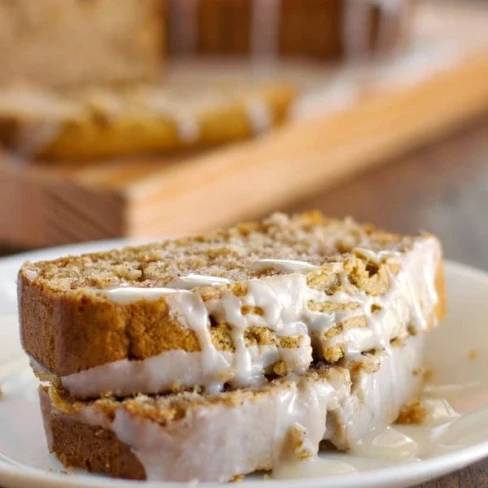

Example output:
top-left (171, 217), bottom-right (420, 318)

top-left (468, 349), bottom-right (479, 361)
top-left (396, 400), bottom-right (429, 425)
top-left (21, 212), bottom-right (413, 292)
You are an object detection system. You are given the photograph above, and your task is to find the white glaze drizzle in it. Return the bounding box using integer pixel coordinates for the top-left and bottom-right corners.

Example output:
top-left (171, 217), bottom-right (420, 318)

top-left (92, 239), bottom-right (439, 395)
top-left (168, 273), bottom-right (231, 290)
top-left (100, 286), bottom-right (181, 304)
top-left (130, 90), bottom-right (201, 143)
top-left (204, 276), bottom-right (315, 389)
top-left (85, 90), bottom-right (126, 116)
top-left (244, 96), bottom-right (273, 134)
top-left (421, 397), bottom-right (459, 427)
top-left (352, 426), bottom-right (418, 460)
top-left (79, 376), bottom-right (338, 482)
top-left (291, 73), bottom-right (360, 121)
top-left (251, 0), bottom-right (282, 59)
top-left (437, 406), bottom-right (488, 448)
top-left (324, 333), bottom-right (425, 451)
top-left (307, 237), bottom-right (438, 358)
top-left (98, 276), bottom-right (315, 393)
top-left (164, 292), bottom-right (231, 393)
top-left (62, 336), bottom-right (428, 482)
top-left (373, 0), bottom-right (407, 53)
top-left (343, 0), bottom-right (406, 60)
top-left (343, 0), bottom-right (372, 60)
top-left (175, 117), bottom-right (200, 143)
top-left (272, 456), bottom-right (356, 479)
top-left (251, 259), bottom-right (320, 273)
top-left (168, 0), bottom-right (199, 55)
top-left (59, 345), bottom-right (312, 399)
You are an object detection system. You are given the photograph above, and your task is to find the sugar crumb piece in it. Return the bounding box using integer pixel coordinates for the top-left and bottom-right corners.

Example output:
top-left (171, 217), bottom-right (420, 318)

top-left (272, 360), bottom-right (288, 377)
top-left (263, 474), bottom-right (271, 480)
top-left (468, 349), bottom-right (479, 361)
top-left (286, 425), bottom-right (314, 460)
top-left (396, 400), bottom-right (429, 425)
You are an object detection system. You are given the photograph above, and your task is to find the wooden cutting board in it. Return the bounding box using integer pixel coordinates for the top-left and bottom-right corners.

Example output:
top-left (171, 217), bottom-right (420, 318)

top-left (1, 1), bottom-right (487, 249)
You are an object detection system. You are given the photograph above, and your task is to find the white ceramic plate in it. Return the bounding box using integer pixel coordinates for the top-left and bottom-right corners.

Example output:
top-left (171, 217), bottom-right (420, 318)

top-left (1, 241), bottom-right (488, 488)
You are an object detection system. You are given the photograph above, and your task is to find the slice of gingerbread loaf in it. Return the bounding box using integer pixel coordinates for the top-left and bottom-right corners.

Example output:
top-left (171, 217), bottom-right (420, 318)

top-left (19, 211), bottom-right (445, 399)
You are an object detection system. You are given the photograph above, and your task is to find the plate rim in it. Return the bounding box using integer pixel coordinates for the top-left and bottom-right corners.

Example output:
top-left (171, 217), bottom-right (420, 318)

top-left (1, 419), bottom-right (488, 488)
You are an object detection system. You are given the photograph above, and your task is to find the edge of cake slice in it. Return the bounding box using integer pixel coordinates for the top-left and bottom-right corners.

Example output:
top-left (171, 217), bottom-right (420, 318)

top-left (40, 335), bottom-right (424, 482)
top-left (19, 212), bottom-right (445, 398)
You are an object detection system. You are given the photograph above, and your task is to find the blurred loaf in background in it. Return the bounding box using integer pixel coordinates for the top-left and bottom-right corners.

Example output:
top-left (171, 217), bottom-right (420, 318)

top-left (0, 0), bottom-right (165, 88)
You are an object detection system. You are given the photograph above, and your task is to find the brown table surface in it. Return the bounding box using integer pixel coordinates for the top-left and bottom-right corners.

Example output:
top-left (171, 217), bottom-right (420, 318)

top-left (287, 112), bottom-right (488, 488)
top-left (1, 114), bottom-right (488, 487)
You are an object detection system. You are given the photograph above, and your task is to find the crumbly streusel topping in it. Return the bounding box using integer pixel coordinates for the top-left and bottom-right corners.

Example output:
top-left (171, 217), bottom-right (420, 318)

top-left (22, 212), bottom-right (413, 292)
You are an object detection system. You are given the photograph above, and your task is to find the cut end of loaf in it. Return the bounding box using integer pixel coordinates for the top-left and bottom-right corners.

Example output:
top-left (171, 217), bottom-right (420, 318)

top-left (18, 211), bottom-right (444, 386)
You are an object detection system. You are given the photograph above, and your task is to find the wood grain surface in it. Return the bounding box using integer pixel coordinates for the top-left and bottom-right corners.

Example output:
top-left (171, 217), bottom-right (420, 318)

top-left (286, 113), bottom-right (488, 487)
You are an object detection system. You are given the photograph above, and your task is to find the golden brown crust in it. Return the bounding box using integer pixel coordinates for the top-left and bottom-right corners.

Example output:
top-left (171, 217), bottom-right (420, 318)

top-left (21, 281), bottom-right (201, 375)
top-left (40, 387), bottom-right (145, 480)
top-left (22, 280), bottom-right (306, 376)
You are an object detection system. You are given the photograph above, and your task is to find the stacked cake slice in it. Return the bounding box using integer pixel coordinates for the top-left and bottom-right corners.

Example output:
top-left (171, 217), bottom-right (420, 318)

top-left (19, 212), bottom-right (445, 482)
